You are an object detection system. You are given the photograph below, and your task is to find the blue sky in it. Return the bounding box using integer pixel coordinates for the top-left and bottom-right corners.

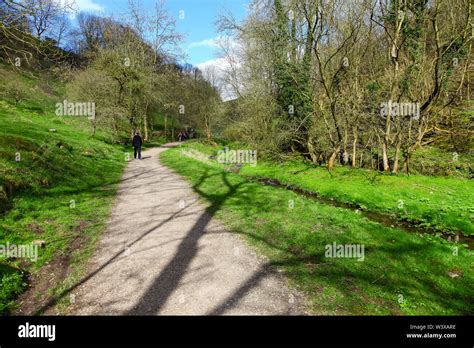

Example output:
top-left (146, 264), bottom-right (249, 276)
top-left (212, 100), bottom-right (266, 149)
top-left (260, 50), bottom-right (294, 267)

top-left (74, 0), bottom-right (249, 67)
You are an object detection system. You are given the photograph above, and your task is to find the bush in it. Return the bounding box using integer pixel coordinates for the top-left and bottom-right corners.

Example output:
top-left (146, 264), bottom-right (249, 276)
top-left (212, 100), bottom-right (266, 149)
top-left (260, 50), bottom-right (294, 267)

top-left (0, 80), bottom-right (32, 105)
top-left (0, 265), bottom-right (27, 314)
top-left (0, 185), bottom-right (10, 213)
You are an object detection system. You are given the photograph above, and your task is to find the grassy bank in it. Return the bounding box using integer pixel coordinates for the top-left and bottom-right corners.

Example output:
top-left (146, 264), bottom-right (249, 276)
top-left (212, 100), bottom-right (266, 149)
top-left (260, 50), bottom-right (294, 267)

top-left (0, 98), bottom-right (132, 314)
top-left (174, 141), bottom-right (474, 235)
top-left (161, 143), bottom-right (473, 315)
top-left (240, 163), bottom-right (473, 235)
top-left (0, 59), bottom-right (172, 314)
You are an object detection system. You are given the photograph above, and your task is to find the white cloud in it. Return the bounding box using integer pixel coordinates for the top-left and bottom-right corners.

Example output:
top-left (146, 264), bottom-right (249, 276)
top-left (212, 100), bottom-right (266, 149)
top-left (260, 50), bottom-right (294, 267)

top-left (73, 0), bottom-right (105, 12)
top-left (196, 57), bottom-right (230, 74)
top-left (189, 38), bottom-right (220, 49)
top-left (197, 58), bottom-right (237, 101)
top-left (188, 35), bottom-right (238, 50)
top-left (193, 36), bottom-right (243, 101)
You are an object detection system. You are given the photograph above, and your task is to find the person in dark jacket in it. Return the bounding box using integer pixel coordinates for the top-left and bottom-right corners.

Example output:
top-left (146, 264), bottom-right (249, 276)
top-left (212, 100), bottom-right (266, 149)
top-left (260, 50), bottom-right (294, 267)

top-left (132, 131), bottom-right (142, 159)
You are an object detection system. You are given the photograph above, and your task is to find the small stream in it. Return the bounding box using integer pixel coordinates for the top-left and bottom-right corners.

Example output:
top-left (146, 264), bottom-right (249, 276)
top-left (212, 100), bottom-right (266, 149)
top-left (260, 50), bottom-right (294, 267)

top-left (247, 176), bottom-right (473, 249)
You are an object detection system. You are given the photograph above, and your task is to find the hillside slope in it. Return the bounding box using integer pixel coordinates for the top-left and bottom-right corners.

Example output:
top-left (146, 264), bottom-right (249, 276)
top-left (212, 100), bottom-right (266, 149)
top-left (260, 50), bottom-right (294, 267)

top-left (0, 64), bottom-right (128, 314)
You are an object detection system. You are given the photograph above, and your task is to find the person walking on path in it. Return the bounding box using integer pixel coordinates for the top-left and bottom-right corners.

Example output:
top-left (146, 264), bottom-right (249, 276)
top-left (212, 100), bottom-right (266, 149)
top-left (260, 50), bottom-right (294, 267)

top-left (132, 131), bottom-right (142, 160)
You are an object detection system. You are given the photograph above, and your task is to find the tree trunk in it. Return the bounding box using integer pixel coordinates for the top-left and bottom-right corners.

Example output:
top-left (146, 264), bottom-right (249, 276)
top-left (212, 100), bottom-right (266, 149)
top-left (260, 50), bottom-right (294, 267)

top-left (392, 137), bottom-right (401, 173)
top-left (352, 129), bottom-right (358, 168)
top-left (402, 153), bottom-right (410, 175)
top-left (382, 141), bottom-right (390, 172)
top-left (143, 114), bottom-right (149, 141)
top-left (92, 118), bottom-right (96, 137)
top-left (171, 116), bottom-right (175, 140)
top-left (307, 138), bottom-right (319, 164)
top-left (342, 129), bottom-right (348, 165)
top-left (327, 146), bottom-right (341, 171)
top-left (205, 115), bottom-right (212, 139)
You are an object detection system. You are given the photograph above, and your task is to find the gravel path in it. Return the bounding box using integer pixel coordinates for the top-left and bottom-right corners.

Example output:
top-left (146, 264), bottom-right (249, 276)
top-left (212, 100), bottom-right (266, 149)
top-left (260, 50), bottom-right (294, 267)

top-left (71, 143), bottom-right (306, 315)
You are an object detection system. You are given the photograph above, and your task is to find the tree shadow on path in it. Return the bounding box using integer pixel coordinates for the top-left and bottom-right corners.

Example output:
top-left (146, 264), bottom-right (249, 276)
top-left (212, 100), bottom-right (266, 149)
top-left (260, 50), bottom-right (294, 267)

top-left (124, 169), bottom-right (246, 314)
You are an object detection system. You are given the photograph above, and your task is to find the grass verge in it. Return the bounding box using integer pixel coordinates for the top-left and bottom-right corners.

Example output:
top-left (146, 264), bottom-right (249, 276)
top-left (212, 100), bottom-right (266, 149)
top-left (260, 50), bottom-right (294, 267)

top-left (176, 141), bottom-right (474, 235)
top-left (0, 100), bottom-right (129, 314)
top-left (161, 143), bottom-right (473, 315)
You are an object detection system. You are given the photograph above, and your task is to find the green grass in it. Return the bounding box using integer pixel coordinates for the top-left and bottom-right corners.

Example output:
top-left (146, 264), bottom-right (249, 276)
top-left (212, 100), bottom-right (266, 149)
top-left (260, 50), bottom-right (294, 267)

top-left (0, 263), bottom-right (27, 311)
top-left (174, 141), bottom-right (474, 235)
top-left (240, 163), bottom-right (474, 235)
top-left (410, 145), bottom-right (473, 177)
top-left (0, 61), bottom-right (169, 314)
top-left (0, 96), bottom-right (131, 314)
top-left (161, 143), bottom-right (473, 315)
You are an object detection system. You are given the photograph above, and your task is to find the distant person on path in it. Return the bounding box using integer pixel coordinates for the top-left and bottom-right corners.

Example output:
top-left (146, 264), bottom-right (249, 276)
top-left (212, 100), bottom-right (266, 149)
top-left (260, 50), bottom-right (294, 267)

top-left (132, 131), bottom-right (142, 160)
top-left (178, 131), bottom-right (184, 142)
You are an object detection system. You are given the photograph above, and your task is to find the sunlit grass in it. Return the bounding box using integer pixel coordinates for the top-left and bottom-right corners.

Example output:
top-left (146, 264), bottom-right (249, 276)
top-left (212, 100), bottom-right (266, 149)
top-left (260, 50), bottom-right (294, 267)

top-left (173, 140), bottom-right (474, 235)
top-left (161, 144), bottom-right (473, 315)
top-left (0, 99), bottom-right (127, 314)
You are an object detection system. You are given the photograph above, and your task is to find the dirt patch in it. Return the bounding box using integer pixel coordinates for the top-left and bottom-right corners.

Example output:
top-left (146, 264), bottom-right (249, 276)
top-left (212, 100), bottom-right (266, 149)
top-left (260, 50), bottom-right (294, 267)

top-left (73, 220), bottom-right (94, 233)
top-left (0, 185), bottom-right (10, 213)
top-left (27, 222), bottom-right (44, 235)
top-left (12, 233), bottom-right (89, 315)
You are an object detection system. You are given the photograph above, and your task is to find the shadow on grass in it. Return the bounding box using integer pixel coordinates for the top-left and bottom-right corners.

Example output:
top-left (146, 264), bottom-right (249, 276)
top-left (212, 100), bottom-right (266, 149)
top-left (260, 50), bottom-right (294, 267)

top-left (33, 148), bottom-right (474, 315)
top-left (156, 155), bottom-right (473, 315)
